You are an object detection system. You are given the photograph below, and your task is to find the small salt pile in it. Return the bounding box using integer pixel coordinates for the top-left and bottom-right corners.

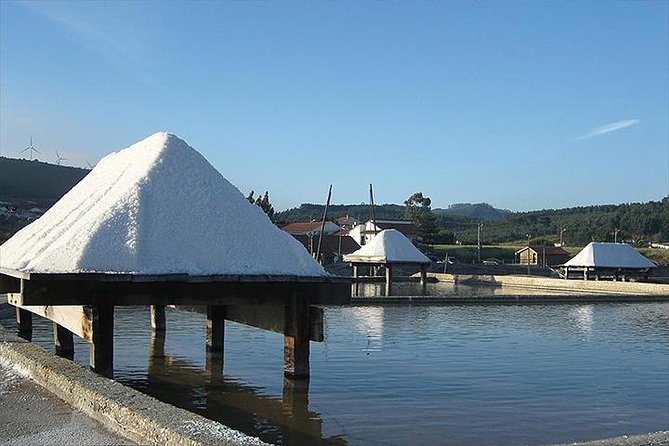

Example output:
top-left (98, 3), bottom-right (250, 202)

top-left (0, 132), bottom-right (326, 277)
top-left (344, 229), bottom-right (430, 263)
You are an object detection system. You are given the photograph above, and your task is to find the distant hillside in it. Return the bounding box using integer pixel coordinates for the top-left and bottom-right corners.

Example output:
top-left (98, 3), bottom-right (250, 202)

top-left (454, 199), bottom-right (669, 246)
top-left (434, 203), bottom-right (511, 221)
top-left (0, 156), bottom-right (89, 201)
top-left (274, 202), bottom-right (508, 227)
top-left (275, 203), bottom-right (406, 224)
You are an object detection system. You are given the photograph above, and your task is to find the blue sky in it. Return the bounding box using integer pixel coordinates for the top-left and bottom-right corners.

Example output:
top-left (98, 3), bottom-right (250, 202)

top-left (1, 1), bottom-right (667, 212)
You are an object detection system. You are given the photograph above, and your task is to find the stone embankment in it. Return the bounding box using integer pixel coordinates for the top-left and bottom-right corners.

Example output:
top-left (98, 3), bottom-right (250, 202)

top-left (431, 273), bottom-right (669, 297)
top-left (0, 325), bottom-right (269, 446)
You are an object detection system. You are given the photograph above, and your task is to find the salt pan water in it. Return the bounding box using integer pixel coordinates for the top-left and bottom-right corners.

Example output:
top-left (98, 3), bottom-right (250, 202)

top-left (6, 294), bottom-right (668, 446)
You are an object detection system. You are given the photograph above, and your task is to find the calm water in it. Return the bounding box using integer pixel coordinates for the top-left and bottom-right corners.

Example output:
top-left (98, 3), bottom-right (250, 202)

top-left (4, 287), bottom-right (668, 446)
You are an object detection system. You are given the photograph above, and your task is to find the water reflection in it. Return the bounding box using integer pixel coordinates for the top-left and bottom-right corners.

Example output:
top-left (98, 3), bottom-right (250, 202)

top-left (142, 331), bottom-right (347, 446)
top-left (569, 305), bottom-right (594, 333)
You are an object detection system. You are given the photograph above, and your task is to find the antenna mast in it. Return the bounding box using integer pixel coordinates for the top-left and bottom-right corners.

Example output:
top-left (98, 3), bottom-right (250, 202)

top-left (369, 183), bottom-right (378, 235)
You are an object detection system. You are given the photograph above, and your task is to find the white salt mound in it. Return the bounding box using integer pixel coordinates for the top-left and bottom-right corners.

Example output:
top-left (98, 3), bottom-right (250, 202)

top-left (0, 132), bottom-right (327, 276)
top-left (564, 242), bottom-right (656, 269)
top-left (344, 229), bottom-right (430, 263)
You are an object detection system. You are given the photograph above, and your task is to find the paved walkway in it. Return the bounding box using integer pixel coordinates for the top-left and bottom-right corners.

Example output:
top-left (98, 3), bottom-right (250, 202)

top-left (0, 362), bottom-right (134, 446)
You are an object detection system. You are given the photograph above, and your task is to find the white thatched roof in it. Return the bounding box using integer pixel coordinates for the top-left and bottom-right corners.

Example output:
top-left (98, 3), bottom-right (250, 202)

top-left (0, 132), bottom-right (326, 277)
top-left (343, 229), bottom-right (430, 264)
top-left (564, 242), bottom-right (656, 269)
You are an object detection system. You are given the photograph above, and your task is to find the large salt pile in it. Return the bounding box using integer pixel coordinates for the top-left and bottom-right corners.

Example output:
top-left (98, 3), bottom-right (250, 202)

top-left (344, 229), bottom-right (430, 263)
top-left (0, 132), bottom-right (326, 276)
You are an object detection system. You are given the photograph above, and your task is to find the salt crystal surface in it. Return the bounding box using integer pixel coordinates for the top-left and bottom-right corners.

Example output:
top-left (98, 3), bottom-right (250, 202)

top-left (344, 229), bottom-right (430, 263)
top-left (0, 132), bottom-right (326, 276)
top-left (564, 242), bottom-right (656, 269)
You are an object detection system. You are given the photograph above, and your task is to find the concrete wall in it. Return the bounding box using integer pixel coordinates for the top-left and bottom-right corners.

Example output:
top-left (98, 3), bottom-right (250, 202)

top-left (430, 273), bottom-right (669, 296)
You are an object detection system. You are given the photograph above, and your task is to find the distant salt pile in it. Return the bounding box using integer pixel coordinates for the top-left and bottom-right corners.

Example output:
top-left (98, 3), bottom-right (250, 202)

top-left (0, 132), bottom-right (326, 276)
top-left (564, 242), bottom-right (656, 269)
top-left (344, 229), bottom-right (430, 263)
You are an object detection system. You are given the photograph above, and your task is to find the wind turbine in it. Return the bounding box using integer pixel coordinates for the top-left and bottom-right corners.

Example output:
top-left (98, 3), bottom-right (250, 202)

top-left (55, 150), bottom-right (67, 165)
top-left (19, 134), bottom-right (41, 160)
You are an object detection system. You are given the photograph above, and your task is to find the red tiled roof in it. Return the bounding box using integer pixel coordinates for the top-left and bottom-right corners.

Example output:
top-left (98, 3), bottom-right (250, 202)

top-left (282, 221), bottom-right (336, 235)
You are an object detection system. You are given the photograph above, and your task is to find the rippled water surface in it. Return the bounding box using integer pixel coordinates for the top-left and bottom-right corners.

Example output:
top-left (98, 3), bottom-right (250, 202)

top-left (5, 294), bottom-right (669, 446)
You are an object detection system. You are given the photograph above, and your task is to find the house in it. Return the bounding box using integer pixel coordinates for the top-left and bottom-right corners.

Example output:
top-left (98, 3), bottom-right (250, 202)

top-left (348, 219), bottom-right (418, 246)
top-left (515, 246), bottom-right (571, 266)
top-left (282, 221), bottom-right (341, 236)
top-left (293, 234), bottom-right (360, 264)
top-left (561, 242), bottom-right (656, 280)
top-left (335, 214), bottom-right (358, 230)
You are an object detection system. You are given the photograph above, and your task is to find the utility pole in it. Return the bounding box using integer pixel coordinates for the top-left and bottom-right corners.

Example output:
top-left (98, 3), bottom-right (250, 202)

top-left (614, 228), bottom-right (620, 243)
top-left (526, 233), bottom-right (531, 276)
top-left (477, 221), bottom-right (484, 263)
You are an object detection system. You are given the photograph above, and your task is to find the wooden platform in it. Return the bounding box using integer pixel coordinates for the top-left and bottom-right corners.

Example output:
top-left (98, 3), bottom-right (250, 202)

top-left (0, 268), bottom-right (351, 379)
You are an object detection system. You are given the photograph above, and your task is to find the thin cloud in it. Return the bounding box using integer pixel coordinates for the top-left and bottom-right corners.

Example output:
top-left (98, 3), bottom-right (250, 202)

top-left (19, 1), bottom-right (165, 91)
top-left (574, 119), bottom-right (640, 141)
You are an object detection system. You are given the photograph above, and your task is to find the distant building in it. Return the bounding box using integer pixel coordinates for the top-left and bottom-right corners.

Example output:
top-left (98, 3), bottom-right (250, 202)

top-left (515, 246), bottom-right (571, 266)
top-left (348, 220), bottom-right (418, 246)
top-left (335, 215), bottom-right (358, 230)
top-left (282, 221), bottom-right (341, 236)
top-left (293, 234), bottom-right (360, 264)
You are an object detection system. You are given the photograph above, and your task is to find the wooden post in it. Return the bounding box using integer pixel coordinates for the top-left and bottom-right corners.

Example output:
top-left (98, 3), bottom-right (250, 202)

top-left (385, 264), bottom-right (392, 293)
top-left (151, 304), bottom-right (166, 331)
top-left (16, 307), bottom-right (32, 340)
top-left (206, 305), bottom-right (225, 352)
top-left (89, 305), bottom-right (114, 378)
top-left (284, 295), bottom-right (310, 379)
top-left (54, 323), bottom-right (74, 359)
top-left (420, 266), bottom-right (427, 285)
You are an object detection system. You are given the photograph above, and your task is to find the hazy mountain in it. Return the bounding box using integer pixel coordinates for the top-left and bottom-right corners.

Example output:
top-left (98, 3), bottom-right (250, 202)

top-left (433, 203), bottom-right (512, 221)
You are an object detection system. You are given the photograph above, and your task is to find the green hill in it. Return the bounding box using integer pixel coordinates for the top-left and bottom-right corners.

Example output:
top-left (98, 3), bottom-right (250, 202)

top-left (0, 156), bottom-right (89, 201)
top-left (434, 203), bottom-right (511, 221)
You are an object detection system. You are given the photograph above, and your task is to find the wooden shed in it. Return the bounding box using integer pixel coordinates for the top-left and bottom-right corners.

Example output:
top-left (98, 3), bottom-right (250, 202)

top-left (516, 246), bottom-right (571, 266)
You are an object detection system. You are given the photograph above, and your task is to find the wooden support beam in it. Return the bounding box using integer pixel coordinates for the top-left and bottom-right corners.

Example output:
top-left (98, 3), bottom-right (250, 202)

top-left (206, 305), bottom-right (225, 352)
top-left (54, 323), bottom-right (74, 359)
top-left (89, 305), bottom-right (114, 378)
top-left (284, 295), bottom-right (310, 379)
top-left (150, 304), bottom-right (166, 331)
top-left (225, 305), bottom-right (324, 342)
top-left (13, 278), bottom-right (350, 306)
top-left (16, 307), bottom-right (32, 340)
top-left (9, 302), bottom-right (93, 342)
